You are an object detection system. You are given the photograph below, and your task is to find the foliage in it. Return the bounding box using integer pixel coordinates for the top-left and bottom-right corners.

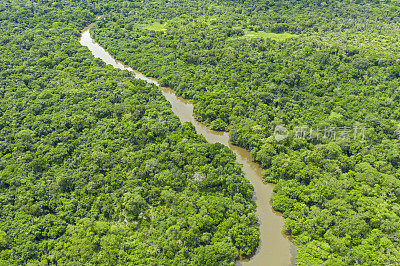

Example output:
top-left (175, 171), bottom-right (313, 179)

top-left (243, 30), bottom-right (298, 41)
top-left (0, 1), bottom-right (258, 264)
top-left (91, 0), bottom-right (400, 263)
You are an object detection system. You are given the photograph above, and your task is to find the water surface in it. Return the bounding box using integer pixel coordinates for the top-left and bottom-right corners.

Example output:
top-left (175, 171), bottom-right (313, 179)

top-left (79, 22), bottom-right (297, 266)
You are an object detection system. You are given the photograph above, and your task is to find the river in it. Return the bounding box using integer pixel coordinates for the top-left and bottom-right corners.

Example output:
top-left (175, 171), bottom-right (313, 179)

top-left (79, 20), bottom-right (297, 266)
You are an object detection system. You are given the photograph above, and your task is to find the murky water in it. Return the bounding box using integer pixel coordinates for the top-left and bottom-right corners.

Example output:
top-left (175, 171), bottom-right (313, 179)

top-left (79, 21), bottom-right (297, 266)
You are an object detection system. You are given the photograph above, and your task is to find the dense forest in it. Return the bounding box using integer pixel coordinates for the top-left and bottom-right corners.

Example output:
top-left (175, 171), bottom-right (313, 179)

top-left (2, 0), bottom-right (400, 264)
top-left (90, 0), bottom-right (400, 264)
top-left (0, 1), bottom-right (259, 264)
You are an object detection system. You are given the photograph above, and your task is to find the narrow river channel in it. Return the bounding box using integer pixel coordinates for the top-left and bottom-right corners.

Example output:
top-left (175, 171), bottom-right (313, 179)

top-left (79, 20), bottom-right (297, 266)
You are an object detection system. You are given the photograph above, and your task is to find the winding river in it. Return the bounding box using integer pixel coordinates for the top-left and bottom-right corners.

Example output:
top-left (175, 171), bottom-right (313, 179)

top-left (79, 21), bottom-right (297, 266)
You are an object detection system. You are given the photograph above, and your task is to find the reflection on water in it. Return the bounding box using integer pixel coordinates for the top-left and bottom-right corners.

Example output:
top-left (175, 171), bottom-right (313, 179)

top-left (79, 23), bottom-right (297, 266)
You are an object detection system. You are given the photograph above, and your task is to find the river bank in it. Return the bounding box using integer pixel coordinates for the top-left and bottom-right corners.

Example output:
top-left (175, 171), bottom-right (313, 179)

top-left (79, 20), bottom-right (297, 266)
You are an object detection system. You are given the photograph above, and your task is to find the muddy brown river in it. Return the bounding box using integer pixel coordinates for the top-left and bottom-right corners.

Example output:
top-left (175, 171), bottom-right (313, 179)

top-left (79, 20), bottom-right (297, 266)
